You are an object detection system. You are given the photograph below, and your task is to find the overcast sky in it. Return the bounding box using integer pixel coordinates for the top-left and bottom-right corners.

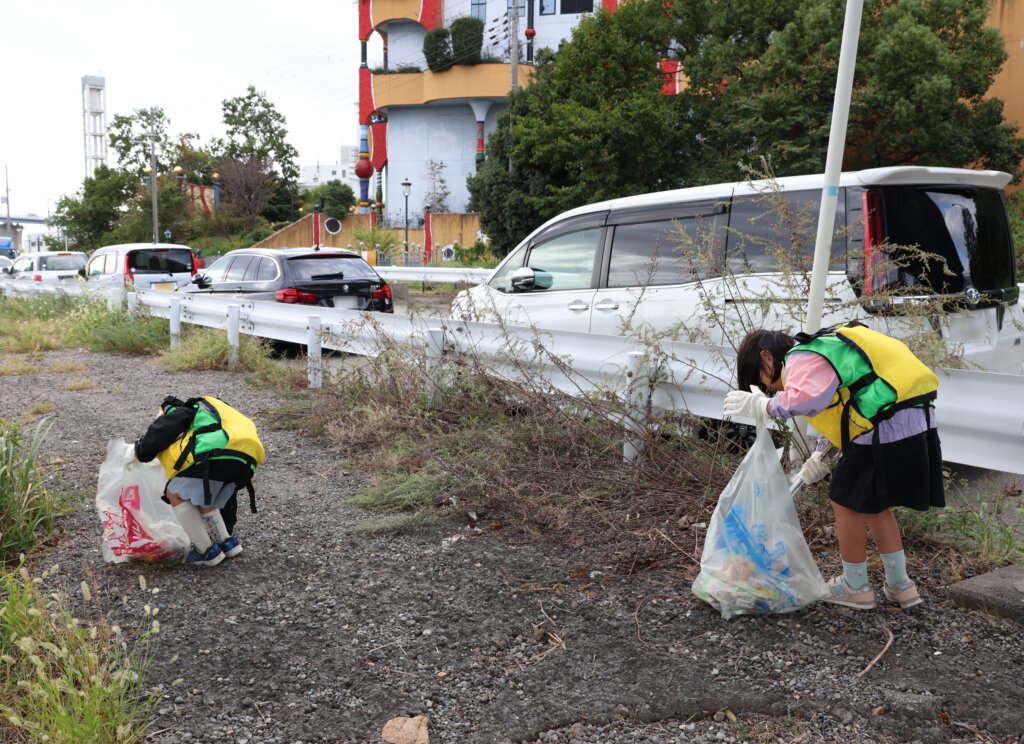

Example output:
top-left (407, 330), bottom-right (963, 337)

top-left (3, 0), bottom-right (383, 221)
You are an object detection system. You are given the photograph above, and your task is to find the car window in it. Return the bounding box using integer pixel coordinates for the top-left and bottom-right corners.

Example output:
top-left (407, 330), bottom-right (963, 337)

top-left (201, 257), bottom-right (233, 284)
top-left (129, 249), bottom-right (193, 273)
top-left (882, 187), bottom-right (1014, 294)
top-left (242, 257), bottom-right (263, 282)
top-left (39, 254), bottom-right (86, 271)
top-left (286, 255), bottom-right (379, 281)
top-left (521, 228), bottom-right (602, 292)
top-left (255, 257), bottom-right (278, 282)
top-left (87, 254), bottom-right (106, 277)
top-left (727, 189), bottom-right (845, 274)
top-left (12, 258), bottom-right (32, 274)
top-left (488, 243), bottom-right (528, 292)
top-left (225, 256), bottom-right (256, 281)
top-left (607, 216), bottom-right (723, 288)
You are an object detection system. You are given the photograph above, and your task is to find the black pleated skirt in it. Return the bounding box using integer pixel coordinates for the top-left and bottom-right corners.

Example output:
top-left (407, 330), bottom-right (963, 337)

top-left (829, 427), bottom-right (945, 515)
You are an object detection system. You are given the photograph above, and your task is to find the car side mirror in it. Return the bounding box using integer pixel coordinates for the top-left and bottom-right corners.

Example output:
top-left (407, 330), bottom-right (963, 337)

top-left (78, 268), bottom-right (86, 278)
top-left (191, 274), bottom-right (205, 285)
top-left (510, 267), bottom-right (536, 292)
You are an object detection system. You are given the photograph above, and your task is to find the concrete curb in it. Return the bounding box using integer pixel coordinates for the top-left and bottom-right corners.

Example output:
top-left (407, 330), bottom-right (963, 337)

top-left (946, 564), bottom-right (1024, 621)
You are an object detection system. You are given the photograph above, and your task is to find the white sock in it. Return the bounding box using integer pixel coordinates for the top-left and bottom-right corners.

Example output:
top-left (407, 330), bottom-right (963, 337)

top-left (173, 502), bottom-right (213, 551)
top-left (201, 510), bottom-right (230, 544)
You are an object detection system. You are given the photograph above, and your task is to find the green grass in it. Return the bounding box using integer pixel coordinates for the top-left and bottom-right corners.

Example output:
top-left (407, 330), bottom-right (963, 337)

top-left (0, 418), bottom-right (57, 558)
top-left (0, 563), bottom-right (160, 742)
top-left (155, 326), bottom-right (309, 389)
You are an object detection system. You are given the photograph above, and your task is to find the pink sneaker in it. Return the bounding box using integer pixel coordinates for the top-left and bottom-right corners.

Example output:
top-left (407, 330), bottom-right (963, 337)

top-left (823, 575), bottom-right (877, 609)
top-left (883, 581), bottom-right (923, 609)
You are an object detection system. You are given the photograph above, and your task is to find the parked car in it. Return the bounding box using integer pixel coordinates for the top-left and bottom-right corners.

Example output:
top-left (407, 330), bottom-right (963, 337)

top-left (0, 256), bottom-right (13, 274)
top-left (452, 166), bottom-right (1024, 375)
top-left (181, 247), bottom-right (394, 312)
top-left (85, 243), bottom-right (197, 290)
top-left (7, 251), bottom-right (87, 283)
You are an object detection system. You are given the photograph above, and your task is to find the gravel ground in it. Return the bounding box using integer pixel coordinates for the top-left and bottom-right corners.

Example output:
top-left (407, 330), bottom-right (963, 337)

top-left (3, 347), bottom-right (1023, 744)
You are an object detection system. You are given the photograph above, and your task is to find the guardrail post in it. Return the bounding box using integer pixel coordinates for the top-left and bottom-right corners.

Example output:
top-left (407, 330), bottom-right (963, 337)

top-left (126, 292), bottom-right (140, 318)
top-left (624, 351), bottom-right (657, 465)
top-left (169, 298), bottom-right (182, 349)
top-left (307, 315), bottom-right (322, 389)
top-left (227, 304), bottom-right (240, 366)
top-left (105, 287), bottom-right (121, 311)
top-left (425, 328), bottom-right (446, 407)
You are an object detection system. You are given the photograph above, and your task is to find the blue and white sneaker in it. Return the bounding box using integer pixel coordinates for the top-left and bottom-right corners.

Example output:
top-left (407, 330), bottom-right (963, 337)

top-left (186, 543), bottom-right (225, 566)
top-left (220, 535), bottom-right (243, 558)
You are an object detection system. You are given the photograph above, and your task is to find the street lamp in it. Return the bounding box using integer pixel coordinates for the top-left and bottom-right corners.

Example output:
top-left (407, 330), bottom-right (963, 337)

top-left (401, 178), bottom-right (411, 249)
top-left (173, 165), bottom-right (184, 191)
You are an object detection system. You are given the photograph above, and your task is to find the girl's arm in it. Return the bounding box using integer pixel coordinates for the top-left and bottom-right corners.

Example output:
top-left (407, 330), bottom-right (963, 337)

top-left (767, 351), bottom-right (840, 420)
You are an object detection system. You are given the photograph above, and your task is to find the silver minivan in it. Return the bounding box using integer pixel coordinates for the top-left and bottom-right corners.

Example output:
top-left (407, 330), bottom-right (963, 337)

top-left (453, 166), bottom-right (1024, 375)
top-left (85, 243), bottom-right (197, 291)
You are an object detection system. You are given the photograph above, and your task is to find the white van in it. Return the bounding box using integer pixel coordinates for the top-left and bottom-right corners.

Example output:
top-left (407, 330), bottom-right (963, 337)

top-left (85, 243), bottom-right (197, 291)
top-left (453, 166), bottom-right (1024, 375)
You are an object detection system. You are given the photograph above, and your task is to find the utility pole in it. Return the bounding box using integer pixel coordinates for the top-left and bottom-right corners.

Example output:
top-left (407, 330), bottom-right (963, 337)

top-left (508, 4), bottom-right (520, 175)
top-left (149, 109), bottom-right (158, 244)
top-left (4, 166), bottom-right (10, 229)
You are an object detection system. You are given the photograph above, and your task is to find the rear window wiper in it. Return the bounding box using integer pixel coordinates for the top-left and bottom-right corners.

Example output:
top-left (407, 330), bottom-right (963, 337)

top-left (309, 272), bottom-right (345, 280)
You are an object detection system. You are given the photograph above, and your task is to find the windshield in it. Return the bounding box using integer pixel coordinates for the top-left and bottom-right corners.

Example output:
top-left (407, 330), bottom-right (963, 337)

top-left (129, 249), bottom-right (194, 273)
top-left (287, 255), bottom-right (378, 281)
top-left (39, 254), bottom-right (86, 271)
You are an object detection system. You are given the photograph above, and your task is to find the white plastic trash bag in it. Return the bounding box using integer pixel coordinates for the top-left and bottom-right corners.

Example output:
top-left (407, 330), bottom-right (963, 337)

top-left (692, 415), bottom-right (827, 619)
top-left (96, 438), bottom-right (189, 564)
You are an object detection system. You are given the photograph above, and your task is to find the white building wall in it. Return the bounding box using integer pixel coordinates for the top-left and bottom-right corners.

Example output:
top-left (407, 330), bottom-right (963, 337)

top-left (385, 103), bottom-right (506, 221)
top-left (387, 20), bottom-right (428, 69)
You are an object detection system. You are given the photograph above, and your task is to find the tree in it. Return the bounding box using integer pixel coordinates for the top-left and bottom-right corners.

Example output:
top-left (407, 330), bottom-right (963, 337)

top-left (468, 2), bottom-right (697, 253)
top-left (424, 160), bottom-right (451, 213)
top-left (47, 165), bottom-right (139, 251)
top-left (213, 86), bottom-right (300, 185)
top-left (673, 0), bottom-right (1024, 182)
top-left (302, 180), bottom-right (356, 219)
top-left (108, 107), bottom-right (174, 176)
top-left (218, 156), bottom-right (276, 229)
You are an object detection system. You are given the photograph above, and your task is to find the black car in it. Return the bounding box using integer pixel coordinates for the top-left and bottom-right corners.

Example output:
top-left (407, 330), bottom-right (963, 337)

top-left (181, 247), bottom-right (393, 313)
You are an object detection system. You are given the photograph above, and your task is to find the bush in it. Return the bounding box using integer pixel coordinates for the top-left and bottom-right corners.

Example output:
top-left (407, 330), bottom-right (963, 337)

top-left (0, 418), bottom-right (55, 558)
top-left (423, 28), bottom-right (454, 72)
top-left (450, 17), bottom-right (484, 65)
top-left (243, 224), bottom-right (275, 246)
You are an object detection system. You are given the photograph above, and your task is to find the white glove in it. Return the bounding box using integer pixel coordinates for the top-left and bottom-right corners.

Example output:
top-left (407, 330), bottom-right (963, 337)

top-left (797, 450), bottom-right (830, 485)
top-left (122, 442), bottom-right (139, 468)
top-left (723, 385), bottom-right (768, 421)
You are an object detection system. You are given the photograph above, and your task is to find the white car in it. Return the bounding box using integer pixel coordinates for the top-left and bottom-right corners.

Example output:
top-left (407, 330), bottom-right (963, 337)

top-left (0, 256), bottom-right (13, 275)
top-left (453, 166), bottom-right (1024, 375)
top-left (8, 251), bottom-right (88, 283)
top-left (85, 243), bottom-right (197, 290)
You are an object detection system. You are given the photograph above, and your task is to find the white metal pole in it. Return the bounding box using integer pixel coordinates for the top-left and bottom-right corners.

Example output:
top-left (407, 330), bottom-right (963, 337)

top-left (227, 304), bottom-right (240, 366)
top-left (169, 298), bottom-right (181, 348)
top-left (307, 315), bottom-right (322, 389)
top-left (803, 0), bottom-right (865, 336)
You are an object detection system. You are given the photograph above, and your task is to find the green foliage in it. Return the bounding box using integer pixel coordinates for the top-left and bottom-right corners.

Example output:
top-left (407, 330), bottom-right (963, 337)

top-left (47, 166), bottom-right (140, 252)
top-left (468, 4), bottom-right (696, 253)
top-left (350, 226), bottom-right (403, 257)
top-left (67, 301), bottom-right (170, 355)
top-left (423, 27), bottom-right (455, 72)
top-left (243, 222), bottom-right (275, 245)
top-left (213, 85), bottom-right (300, 184)
top-left (0, 418), bottom-right (55, 558)
top-left (1008, 189), bottom-right (1024, 281)
top-left (455, 240), bottom-right (496, 265)
top-left (0, 562), bottom-right (160, 741)
top-left (109, 174), bottom-right (194, 245)
top-left (302, 180), bottom-right (357, 218)
top-left (450, 16), bottom-right (484, 65)
top-left (673, 0), bottom-right (1024, 183)
top-left (107, 107), bottom-right (173, 176)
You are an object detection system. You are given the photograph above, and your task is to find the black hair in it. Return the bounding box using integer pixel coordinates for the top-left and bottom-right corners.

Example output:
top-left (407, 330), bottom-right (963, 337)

top-left (735, 329), bottom-right (797, 394)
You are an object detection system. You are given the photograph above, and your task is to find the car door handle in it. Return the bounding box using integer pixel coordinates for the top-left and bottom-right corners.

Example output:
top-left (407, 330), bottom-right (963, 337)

top-left (594, 300), bottom-right (620, 311)
top-left (567, 300), bottom-right (590, 312)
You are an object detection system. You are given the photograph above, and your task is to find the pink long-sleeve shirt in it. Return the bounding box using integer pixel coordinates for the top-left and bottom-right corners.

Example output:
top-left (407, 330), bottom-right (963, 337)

top-left (767, 351), bottom-right (935, 448)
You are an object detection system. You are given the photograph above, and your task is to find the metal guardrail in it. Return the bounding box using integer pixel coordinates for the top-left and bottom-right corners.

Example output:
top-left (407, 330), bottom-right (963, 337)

top-left (3, 277), bottom-right (1023, 475)
top-left (374, 266), bottom-right (491, 284)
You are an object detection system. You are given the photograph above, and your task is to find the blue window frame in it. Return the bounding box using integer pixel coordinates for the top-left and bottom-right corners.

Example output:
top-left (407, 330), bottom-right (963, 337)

top-left (472, 0), bottom-right (486, 20)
